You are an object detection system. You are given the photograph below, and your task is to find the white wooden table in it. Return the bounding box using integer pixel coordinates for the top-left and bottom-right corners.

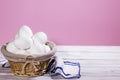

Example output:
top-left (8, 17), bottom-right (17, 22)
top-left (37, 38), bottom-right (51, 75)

top-left (0, 46), bottom-right (120, 80)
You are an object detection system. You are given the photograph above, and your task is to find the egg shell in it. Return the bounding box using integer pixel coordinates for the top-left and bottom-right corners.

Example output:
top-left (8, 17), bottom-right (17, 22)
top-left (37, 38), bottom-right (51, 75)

top-left (18, 25), bottom-right (33, 38)
top-left (6, 42), bottom-right (26, 54)
top-left (32, 32), bottom-right (47, 44)
top-left (26, 42), bottom-right (45, 55)
top-left (14, 37), bottom-right (33, 50)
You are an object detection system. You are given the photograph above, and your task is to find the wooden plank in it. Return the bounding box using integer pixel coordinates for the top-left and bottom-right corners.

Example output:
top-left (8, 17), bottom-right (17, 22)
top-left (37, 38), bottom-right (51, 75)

top-left (81, 67), bottom-right (120, 75)
top-left (1, 64), bottom-right (120, 77)
top-left (63, 59), bottom-right (120, 65)
top-left (56, 52), bottom-right (120, 60)
top-left (0, 74), bottom-right (53, 80)
top-left (57, 46), bottom-right (120, 52)
top-left (80, 76), bottom-right (120, 80)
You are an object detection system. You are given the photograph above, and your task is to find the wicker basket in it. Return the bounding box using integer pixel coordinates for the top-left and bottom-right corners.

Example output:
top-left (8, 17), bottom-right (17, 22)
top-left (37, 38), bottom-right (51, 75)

top-left (1, 42), bottom-right (56, 77)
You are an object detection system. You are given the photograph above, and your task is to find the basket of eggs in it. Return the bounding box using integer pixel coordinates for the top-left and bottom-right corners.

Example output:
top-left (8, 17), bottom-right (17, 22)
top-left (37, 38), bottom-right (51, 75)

top-left (1, 25), bottom-right (56, 77)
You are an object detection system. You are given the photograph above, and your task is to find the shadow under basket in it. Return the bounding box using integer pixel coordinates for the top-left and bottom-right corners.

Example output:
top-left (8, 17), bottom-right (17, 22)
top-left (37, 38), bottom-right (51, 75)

top-left (1, 42), bottom-right (56, 77)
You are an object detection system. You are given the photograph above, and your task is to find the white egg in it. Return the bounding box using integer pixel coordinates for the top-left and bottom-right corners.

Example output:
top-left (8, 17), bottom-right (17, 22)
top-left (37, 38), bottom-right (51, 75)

top-left (14, 37), bottom-right (33, 50)
top-left (18, 25), bottom-right (33, 38)
top-left (6, 42), bottom-right (26, 54)
top-left (15, 49), bottom-right (26, 54)
top-left (15, 33), bottom-right (19, 39)
top-left (26, 46), bottom-right (40, 55)
top-left (34, 42), bottom-right (45, 53)
top-left (27, 43), bottom-right (45, 55)
top-left (32, 32), bottom-right (47, 44)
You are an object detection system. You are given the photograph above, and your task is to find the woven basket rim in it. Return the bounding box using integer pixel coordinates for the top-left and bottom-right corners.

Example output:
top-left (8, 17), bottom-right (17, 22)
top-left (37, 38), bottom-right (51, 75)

top-left (1, 41), bottom-right (56, 62)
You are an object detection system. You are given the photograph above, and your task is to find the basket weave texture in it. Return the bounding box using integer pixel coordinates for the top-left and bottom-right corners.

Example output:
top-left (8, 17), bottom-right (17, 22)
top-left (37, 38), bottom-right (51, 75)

top-left (1, 42), bottom-right (56, 77)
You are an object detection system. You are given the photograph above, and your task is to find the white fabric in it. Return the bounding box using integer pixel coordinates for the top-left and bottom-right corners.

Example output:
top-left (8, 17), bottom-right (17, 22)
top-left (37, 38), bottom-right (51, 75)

top-left (49, 55), bottom-right (80, 79)
top-left (63, 64), bottom-right (79, 75)
top-left (0, 46), bottom-right (8, 64)
top-left (55, 56), bottom-right (64, 67)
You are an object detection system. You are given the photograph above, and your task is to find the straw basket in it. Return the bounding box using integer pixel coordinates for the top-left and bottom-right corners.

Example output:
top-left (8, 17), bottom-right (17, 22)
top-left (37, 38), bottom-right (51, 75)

top-left (1, 42), bottom-right (56, 77)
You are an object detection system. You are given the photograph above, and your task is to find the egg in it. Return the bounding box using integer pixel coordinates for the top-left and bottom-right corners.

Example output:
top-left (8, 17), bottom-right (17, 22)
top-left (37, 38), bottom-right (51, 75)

top-left (14, 37), bottom-right (33, 50)
top-left (14, 49), bottom-right (26, 54)
top-left (14, 33), bottom-right (19, 39)
top-left (18, 25), bottom-right (33, 38)
top-left (6, 42), bottom-right (26, 54)
top-left (26, 43), bottom-right (45, 55)
top-left (32, 32), bottom-right (47, 44)
top-left (7, 25), bottom-right (51, 56)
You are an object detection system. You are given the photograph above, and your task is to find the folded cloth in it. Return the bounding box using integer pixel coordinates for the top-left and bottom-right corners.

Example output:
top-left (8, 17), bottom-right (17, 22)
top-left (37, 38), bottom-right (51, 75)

top-left (48, 56), bottom-right (81, 79)
top-left (0, 47), bottom-right (8, 64)
top-left (2, 62), bottom-right (10, 68)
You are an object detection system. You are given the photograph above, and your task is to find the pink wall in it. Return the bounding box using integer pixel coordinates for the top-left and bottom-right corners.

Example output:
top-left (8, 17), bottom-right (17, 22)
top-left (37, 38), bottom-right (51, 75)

top-left (0, 0), bottom-right (120, 45)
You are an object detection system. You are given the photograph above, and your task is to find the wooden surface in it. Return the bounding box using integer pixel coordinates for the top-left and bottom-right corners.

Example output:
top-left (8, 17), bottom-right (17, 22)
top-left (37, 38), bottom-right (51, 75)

top-left (0, 46), bottom-right (120, 80)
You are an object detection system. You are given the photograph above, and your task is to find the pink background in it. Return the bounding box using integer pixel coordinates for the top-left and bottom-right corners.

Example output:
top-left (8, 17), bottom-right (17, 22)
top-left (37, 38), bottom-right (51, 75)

top-left (0, 0), bottom-right (120, 45)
